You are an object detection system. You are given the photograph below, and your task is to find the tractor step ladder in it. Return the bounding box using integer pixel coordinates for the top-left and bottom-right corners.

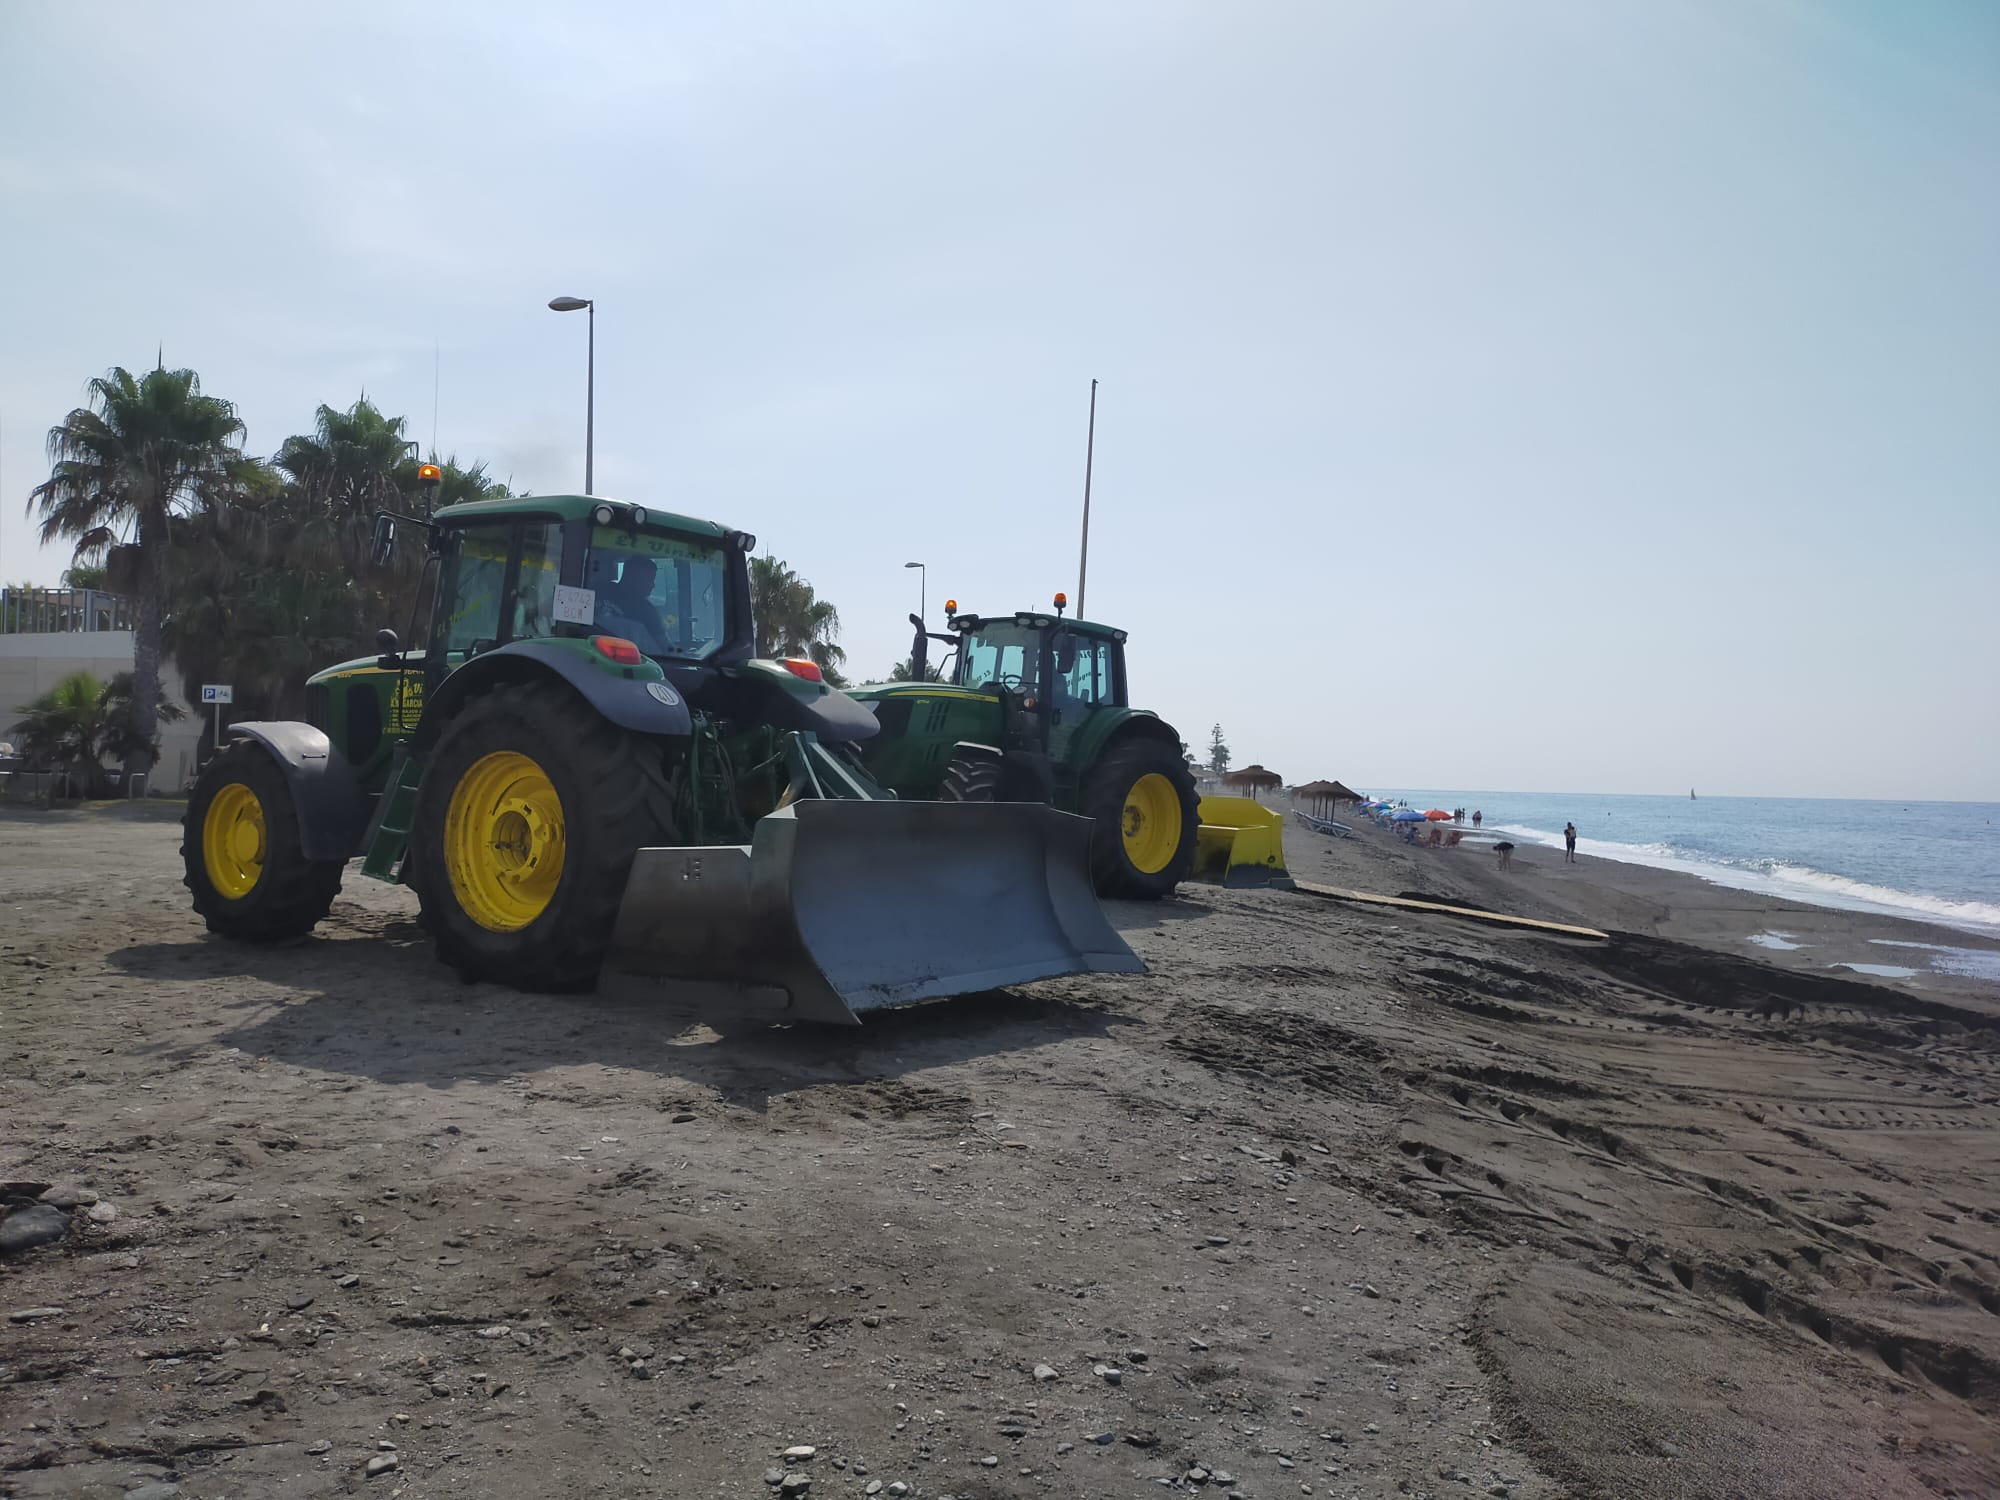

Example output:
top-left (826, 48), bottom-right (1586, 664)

top-left (361, 745), bottom-right (423, 880)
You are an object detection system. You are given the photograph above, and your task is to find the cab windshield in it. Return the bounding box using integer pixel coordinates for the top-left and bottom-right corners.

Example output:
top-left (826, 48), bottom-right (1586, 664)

top-left (583, 526), bottom-right (728, 660)
top-left (956, 622), bottom-right (1042, 692)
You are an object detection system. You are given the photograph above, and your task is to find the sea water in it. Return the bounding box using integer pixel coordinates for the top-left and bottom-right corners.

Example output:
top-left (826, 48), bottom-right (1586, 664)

top-left (1367, 790), bottom-right (2000, 938)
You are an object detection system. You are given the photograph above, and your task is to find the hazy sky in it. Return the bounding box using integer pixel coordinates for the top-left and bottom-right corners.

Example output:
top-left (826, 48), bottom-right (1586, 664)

top-left (3, 2), bottom-right (1995, 799)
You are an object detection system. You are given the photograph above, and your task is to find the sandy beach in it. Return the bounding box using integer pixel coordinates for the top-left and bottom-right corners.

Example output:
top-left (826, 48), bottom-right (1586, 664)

top-left (3, 801), bottom-right (1996, 1499)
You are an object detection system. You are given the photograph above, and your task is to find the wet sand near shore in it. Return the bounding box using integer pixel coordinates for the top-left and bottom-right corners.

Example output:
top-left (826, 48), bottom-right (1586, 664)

top-left (1295, 805), bottom-right (2000, 1011)
top-left (3, 802), bottom-right (1996, 1499)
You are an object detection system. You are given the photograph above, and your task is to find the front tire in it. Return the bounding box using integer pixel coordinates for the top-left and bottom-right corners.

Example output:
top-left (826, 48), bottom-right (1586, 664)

top-left (182, 740), bottom-right (345, 940)
top-left (939, 752), bottom-right (1001, 803)
top-left (1082, 739), bottom-right (1200, 900)
top-left (408, 680), bottom-right (677, 992)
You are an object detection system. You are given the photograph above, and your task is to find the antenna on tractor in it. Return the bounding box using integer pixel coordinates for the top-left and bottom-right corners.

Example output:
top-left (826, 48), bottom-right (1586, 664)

top-left (1076, 378), bottom-right (1097, 618)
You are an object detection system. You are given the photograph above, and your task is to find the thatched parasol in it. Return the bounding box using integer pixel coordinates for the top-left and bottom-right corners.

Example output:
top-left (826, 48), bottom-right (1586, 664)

top-left (1292, 779), bottom-right (1366, 815)
top-left (1221, 764), bottom-right (1284, 801)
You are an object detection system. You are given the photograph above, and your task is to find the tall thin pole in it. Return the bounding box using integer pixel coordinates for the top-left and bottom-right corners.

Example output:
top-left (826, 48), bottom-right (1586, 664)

top-left (1077, 378), bottom-right (1097, 616)
top-left (584, 302), bottom-right (596, 496)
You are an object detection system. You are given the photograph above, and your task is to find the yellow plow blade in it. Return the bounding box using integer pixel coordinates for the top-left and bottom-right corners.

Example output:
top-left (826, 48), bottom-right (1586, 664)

top-left (1190, 795), bottom-right (1293, 889)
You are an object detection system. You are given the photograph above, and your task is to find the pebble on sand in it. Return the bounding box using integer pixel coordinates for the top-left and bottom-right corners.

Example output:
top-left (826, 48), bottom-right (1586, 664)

top-left (1032, 1364), bottom-right (1058, 1382)
top-left (782, 1445), bottom-right (818, 1461)
top-left (1093, 1363), bottom-right (1122, 1384)
top-left (0, 1205), bottom-right (71, 1255)
top-left (8, 1307), bottom-right (65, 1322)
top-left (364, 1453), bottom-right (399, 1476)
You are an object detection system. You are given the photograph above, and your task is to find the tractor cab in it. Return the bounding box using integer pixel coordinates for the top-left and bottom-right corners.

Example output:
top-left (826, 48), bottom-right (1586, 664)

top-left (330, 495), bottom-right (876, 798)
top-left (407, 495), bottom-right (759, 687)
top-left (943, 599), bottom-right (1130, 747)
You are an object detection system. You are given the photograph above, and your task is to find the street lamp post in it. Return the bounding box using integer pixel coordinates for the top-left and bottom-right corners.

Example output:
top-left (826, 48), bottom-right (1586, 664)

top-left (903, 560), bottom-right (926, 622)
top-left (547, 295), bottom-right (594, 494)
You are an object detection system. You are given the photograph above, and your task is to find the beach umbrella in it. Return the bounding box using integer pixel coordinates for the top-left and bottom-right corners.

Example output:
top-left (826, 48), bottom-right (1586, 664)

top-left (1390, 809), bottom-right (1426, 822)
top-left (1222, 764), bottom-right (1285, 802)
top-left (1424, 809), bottom-right (1452, 821)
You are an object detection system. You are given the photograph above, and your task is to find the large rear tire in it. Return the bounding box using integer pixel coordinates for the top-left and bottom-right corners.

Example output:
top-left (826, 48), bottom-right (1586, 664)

top-left (1081, 739), bottom-right (1200, 900)
top-left (408, 679), bottom-right (679, 992)
top-left (182, 740), bottom-right (345, 940)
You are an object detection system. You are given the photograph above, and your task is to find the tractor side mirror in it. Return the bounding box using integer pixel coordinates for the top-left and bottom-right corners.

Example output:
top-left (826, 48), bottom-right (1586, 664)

top-left (375, 628), bottom-right (400, 666)
top-left (370, 513), bottom-right (397, 567)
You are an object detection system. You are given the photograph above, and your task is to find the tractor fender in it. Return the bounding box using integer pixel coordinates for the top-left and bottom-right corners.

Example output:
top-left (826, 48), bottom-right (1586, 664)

top-left (723, 662), bottom-right (882, 744)
top-left (415, 642), bottom-right (694, 750)
top-left (1070, 707), bottom-right (1181, 775)
top-left (226, 721), bottom-right (372, 862)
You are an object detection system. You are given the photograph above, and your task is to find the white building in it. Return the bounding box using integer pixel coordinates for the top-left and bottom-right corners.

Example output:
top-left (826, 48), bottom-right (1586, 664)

top-left (1, 588), bottom-right (206, 793)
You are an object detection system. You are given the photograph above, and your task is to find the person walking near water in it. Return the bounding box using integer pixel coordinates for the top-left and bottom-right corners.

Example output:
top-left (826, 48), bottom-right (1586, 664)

top-left (1472, 810), bottom-right (1482, 828)
top-left (1564, 822), bottom-right (1578, 863)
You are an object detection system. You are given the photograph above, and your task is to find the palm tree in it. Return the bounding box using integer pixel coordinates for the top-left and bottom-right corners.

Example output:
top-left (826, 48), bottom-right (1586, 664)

top-left (10, 670), bottom-right (110, 798)
top-left (886, 658), bottom-right (943, 682)
top-left (98, 670), bottom-right (186, 769)
top-left (28, 365), bottom-right (248, 785)
top-left (749, 554), bottom-right (848, 685)
top-left (425, 452), bottom-right (512, 508)
top-left (272, 397), bottom-right (418, 576)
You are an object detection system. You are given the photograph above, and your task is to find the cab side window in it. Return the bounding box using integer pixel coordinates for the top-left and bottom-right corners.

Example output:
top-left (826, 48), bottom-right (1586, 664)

top-left (439, 524), bottom-right (510, 655)
top-left (1057, 634), bottom-right (1112, 708)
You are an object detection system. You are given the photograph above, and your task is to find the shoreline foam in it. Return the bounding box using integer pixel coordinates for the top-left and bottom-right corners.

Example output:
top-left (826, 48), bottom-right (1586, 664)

top-left (1486, 821), bottom-right (2000, 938)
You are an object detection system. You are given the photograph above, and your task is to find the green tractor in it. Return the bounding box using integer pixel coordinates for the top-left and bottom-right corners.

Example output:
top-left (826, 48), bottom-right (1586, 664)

top-left (181, 486), bottom-right (1138, 1024)
top-left (852, 594), bottom-right (1284, 897)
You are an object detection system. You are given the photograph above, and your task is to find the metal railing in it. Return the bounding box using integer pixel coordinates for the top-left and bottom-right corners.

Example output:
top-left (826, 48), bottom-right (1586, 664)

top-left (0, 587), bottom-right (134, 634)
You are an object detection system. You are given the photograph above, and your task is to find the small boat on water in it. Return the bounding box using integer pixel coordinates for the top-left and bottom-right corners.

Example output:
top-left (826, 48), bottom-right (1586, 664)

top-left (1690, 789), bottom-right (1697, 800)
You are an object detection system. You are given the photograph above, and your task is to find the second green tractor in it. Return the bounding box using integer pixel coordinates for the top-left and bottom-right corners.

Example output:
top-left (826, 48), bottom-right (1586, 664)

top-left (852, 597), bottom-right (1223, 898)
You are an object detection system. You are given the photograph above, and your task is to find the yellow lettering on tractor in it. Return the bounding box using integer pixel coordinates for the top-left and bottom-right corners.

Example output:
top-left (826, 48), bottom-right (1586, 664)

top-left (391, 675), bottom-right (426, 733)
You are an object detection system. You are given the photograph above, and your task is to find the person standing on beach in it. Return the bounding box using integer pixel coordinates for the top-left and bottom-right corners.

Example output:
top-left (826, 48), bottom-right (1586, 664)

top-left (1564, 822), bottom-right (1578, 863)
top-left (1472, 810), bottom-right (1482, 828)
top-left (1495, 839), bottom-right (1515, 871)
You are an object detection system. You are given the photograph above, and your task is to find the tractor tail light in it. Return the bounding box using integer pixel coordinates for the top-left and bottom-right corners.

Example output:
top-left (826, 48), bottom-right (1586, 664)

top-left (781, 657), bottom-right (823, 683)
top-left (592, 635), bottom-right (643, 665)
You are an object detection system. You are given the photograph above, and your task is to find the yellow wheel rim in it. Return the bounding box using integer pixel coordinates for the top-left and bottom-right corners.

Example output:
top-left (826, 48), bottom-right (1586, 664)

top-left (444, 750), bottom-right (566, 933)
top-left (202, 782), bottom-right (267, 899)
top-left (1121, 772), bottom-right (1183, 876)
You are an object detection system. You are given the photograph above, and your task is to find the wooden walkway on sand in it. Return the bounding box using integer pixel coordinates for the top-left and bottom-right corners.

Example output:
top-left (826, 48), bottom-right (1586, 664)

top-left (1293, 881), bottom-right (1609, 941)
